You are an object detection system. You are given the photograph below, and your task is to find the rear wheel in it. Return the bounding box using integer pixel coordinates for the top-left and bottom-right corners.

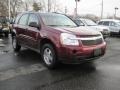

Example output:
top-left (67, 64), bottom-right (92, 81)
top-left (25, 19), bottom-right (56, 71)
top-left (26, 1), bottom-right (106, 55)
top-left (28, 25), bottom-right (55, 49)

top-left (41, 44), bottom-right (58, 69)
top-left (12, 35), bottom-right (21, 52)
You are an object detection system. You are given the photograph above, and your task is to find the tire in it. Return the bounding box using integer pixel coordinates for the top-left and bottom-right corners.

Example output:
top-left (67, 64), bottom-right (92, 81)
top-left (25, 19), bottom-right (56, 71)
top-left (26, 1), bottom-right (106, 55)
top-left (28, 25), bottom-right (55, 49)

top-left (4, 33), bottom-right (9, 37)
top-left (110, 32), bottom-right (113, 36)
top-left (41, 44), bottom-right (58, 69)
top-left (119, 31), bottom-right (120, 35)
top-left (12, 35), bottom-right (21, 52)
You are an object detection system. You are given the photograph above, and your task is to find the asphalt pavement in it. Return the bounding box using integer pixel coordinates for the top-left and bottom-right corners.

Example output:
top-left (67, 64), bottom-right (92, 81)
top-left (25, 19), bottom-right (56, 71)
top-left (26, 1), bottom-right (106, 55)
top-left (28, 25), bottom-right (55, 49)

top-left (0, 35), bottom-right (120, 90)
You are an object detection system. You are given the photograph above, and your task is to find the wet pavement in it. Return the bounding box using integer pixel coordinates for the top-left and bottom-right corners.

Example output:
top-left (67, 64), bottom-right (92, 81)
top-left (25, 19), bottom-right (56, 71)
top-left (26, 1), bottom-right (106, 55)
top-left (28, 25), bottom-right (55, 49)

top-left (0, 35), bottom-right (12, 55)
top-left (0, 36), bottom-right (120, 90)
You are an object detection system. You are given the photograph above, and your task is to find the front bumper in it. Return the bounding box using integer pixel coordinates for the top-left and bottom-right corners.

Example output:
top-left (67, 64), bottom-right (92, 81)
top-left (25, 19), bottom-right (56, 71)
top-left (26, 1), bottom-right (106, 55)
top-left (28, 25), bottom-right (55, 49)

top-left (58, 42), bottom-right (106, 64)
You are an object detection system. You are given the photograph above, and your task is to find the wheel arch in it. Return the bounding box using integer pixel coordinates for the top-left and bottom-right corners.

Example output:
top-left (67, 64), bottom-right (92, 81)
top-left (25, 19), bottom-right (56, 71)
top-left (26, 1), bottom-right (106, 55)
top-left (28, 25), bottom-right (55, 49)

top-left (40, 38), bottom-right (58, 56)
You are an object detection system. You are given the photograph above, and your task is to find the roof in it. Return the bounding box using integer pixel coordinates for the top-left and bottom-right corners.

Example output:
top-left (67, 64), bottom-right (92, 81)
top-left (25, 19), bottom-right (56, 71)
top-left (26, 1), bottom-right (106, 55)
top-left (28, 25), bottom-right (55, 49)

top-left (19, 11), bottom-right (64, 15)
top-left (99, 19), bottom-right (120, 22)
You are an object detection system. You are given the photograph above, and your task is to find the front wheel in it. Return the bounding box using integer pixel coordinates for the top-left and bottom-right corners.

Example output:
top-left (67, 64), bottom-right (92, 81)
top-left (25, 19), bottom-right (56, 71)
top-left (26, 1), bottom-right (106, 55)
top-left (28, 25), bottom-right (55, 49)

top-left (4, 33), bottom-right (9, 37)
top-left (12, 35), bottom-right (21, 52)
top-left (41, 44), bottom-right (58, 69)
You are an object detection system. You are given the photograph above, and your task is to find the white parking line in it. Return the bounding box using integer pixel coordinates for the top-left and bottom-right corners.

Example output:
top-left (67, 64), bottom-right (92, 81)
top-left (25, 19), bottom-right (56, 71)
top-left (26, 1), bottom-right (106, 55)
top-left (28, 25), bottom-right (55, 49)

top-left (0, 64), bottom-right (47, 81)
top-left (0, 39), bottom-right (5, 47)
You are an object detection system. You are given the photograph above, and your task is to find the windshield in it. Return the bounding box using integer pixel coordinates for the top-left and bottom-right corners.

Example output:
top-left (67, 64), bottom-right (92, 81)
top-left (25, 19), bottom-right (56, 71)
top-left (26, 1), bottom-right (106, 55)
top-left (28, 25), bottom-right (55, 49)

top-left (41, 14), bottom-right (77, 27)
top-left (82, 19), bottom-right (97, 26)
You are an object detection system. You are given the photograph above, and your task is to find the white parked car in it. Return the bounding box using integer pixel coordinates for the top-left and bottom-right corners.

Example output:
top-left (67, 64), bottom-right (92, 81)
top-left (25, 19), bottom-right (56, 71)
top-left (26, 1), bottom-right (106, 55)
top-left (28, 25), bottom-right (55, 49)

top-left (98, 19), bottom-right (120, 36)
top-left (73, 18), bottom-right (110, 39)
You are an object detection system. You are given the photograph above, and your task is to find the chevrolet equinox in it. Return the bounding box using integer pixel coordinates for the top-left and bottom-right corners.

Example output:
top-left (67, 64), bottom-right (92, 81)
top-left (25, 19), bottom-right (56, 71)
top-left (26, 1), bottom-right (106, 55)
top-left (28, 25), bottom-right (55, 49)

top-left (12, 12), bottom-right (106, 69)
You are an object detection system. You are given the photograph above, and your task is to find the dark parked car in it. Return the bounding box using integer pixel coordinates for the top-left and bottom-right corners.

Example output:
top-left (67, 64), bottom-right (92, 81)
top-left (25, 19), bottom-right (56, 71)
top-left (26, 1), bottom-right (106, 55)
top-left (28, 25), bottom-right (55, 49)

top-left (0, 16), bottom-right (9, 37)
top-left (12, 12), bottom-right (106, 69)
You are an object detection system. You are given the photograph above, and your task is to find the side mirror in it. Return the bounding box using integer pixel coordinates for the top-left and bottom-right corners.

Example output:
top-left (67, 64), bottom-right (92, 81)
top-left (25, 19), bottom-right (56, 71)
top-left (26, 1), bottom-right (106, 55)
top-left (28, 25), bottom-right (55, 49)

top-left (29, 22), bottom-right (40, 29)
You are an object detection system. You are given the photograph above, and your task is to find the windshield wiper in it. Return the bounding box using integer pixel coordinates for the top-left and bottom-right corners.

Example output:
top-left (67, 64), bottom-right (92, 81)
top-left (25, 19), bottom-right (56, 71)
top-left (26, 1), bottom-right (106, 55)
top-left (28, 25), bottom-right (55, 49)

top-left (48, 25), bottom-right (60, 27)
top-left (48, 25), bottom-right (77, 27)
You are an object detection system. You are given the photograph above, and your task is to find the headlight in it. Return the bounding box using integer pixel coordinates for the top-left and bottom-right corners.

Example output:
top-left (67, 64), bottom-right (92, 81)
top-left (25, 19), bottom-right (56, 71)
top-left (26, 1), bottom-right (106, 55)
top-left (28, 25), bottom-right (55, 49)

top-left (60, 33), bottom-right (79, 46)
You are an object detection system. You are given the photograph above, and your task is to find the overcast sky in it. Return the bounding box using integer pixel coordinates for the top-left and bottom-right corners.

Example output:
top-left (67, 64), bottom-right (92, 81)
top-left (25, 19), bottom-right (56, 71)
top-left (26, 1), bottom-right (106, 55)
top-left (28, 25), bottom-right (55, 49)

top-left (58, 0), bottom-right (120, 17)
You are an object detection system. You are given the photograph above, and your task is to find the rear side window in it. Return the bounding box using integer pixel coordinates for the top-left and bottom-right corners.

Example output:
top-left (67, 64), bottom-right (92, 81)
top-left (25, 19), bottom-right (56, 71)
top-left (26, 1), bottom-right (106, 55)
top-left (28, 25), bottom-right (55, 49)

top-left (28, 14), bottom-right (39, 26)
top-left (103, 21), bottom-right (109, 26)
top-left (18, 14), bottom-right (29, 25)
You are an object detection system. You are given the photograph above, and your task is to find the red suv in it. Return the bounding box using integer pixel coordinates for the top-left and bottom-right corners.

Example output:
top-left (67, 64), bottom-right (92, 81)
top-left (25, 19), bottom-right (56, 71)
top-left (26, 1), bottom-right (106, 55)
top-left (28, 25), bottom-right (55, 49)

top-left (12, 12), bottom-right (106, 69)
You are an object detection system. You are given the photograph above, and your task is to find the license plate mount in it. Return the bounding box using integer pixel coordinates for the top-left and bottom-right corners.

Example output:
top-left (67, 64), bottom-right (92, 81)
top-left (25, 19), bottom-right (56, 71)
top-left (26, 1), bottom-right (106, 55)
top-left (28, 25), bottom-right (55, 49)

top-left (94, 48), bottom-right (102, 56)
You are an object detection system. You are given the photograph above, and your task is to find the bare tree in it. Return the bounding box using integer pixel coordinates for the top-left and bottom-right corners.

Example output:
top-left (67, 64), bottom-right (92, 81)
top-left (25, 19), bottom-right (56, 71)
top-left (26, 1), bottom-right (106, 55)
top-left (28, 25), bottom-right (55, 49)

top-left (21, 0), bottom-right (63, 13)
top-left (0, 0), bottom-right (8, 17)
top-left (47, 0), bottom-right (63, 12)
top-left (0, 0), bottom-right (23, 17)
top-left (32, 2), bottom-right (42, 11)
top-left (22, 0), bottom-right (32, 11)
top-left (10, 0), bottom-right (23, 17)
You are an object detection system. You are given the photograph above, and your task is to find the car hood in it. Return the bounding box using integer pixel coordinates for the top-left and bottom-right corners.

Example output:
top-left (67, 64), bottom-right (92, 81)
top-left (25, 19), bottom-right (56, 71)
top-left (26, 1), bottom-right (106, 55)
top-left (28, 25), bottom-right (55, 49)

top-left (89, 25), bottom-right (109, 32)
top-left (54, 26), bottom-right (101, 36)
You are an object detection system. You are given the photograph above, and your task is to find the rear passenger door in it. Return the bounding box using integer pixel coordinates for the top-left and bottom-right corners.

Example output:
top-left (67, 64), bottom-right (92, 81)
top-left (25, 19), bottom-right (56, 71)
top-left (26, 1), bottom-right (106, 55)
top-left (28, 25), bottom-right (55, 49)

top-left (15, 14), bottom-right (29, 46)
top-left (26, 13), bottom-right (40, 49)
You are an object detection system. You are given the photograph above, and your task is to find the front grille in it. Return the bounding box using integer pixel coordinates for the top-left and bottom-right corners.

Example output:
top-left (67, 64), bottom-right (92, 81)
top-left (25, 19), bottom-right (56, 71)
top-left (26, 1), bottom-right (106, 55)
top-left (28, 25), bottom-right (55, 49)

top-left (103, 29), bottom-right (108, 31)
top-left (78, 34), bottom-right (101, 38)
top-left (81, 38), bottom-right (103, 46)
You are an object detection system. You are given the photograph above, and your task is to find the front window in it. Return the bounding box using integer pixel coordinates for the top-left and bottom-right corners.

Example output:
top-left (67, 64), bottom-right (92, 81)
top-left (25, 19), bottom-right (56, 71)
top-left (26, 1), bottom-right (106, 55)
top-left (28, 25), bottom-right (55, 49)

top-left (82, 19), bottom-right (97, 26)
top-left (40, 14), bottom-right (77, 27)
top-left (18, 14), bottom-right (29, 25)
top-left (28, 14), bottom-right (39, 25)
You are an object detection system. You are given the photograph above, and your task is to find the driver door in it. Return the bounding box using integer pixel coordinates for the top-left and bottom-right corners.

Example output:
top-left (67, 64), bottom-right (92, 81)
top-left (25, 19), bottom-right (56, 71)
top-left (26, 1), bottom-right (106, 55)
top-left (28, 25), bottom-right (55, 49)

top-left (25, 13), bottom-right (40, 49)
